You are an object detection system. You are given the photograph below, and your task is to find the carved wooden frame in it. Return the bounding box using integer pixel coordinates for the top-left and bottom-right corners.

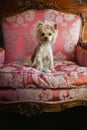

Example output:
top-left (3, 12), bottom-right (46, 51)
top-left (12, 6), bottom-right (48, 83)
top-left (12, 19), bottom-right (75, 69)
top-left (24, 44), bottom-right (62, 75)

top-left (78, 0), bottom-right (87, 5)
top-left (0, 1), bottom-right (86, 117)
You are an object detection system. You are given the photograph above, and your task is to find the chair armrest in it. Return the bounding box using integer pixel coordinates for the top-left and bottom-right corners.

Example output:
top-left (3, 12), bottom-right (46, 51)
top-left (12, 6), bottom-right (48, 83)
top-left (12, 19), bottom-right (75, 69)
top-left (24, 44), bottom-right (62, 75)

top-left (0, 48), bottom-right (5, 64)
top-left (76, 41), bottom-right (87, 67)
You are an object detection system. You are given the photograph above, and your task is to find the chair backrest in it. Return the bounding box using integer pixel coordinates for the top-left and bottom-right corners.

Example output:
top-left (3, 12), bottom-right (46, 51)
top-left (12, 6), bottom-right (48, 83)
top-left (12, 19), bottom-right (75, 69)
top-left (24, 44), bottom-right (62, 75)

top-left (1, 5), bottom-right (82, 64)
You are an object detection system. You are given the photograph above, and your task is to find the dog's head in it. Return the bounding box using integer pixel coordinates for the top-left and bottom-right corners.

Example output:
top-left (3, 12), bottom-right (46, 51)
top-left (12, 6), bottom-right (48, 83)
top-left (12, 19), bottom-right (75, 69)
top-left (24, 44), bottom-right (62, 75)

top-left (36, 21), bottom-right (58, 45)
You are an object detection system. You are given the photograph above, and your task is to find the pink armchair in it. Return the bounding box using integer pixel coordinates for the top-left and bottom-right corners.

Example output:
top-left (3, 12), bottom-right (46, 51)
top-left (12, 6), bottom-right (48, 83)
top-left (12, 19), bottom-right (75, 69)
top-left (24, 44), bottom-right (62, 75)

top-left (0, 1), bottom-right (87, 117)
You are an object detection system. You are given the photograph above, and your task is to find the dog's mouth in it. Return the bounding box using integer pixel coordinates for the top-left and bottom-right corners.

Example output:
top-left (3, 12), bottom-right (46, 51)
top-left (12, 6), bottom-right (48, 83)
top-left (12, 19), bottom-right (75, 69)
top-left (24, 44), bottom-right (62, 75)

top-left (41, 36), bottom-right (52, 43)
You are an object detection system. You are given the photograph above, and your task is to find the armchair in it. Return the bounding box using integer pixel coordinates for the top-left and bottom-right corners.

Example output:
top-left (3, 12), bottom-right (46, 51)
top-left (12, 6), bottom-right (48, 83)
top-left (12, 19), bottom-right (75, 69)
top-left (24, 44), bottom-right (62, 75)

top-left (0, 1), bottom-right (87, 117)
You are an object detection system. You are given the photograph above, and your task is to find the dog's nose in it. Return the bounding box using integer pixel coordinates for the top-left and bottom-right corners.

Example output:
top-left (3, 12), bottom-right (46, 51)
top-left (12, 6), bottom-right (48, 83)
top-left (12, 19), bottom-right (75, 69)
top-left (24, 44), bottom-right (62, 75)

top-left (44, 37), bottom-right (48, 41)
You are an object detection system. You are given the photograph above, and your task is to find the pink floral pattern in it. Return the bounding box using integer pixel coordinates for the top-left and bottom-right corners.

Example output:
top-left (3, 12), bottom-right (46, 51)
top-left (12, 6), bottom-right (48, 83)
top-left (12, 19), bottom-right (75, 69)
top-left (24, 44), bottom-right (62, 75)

top-left (1, 9), bottom-right (81, 63)
top-left (0, 87), bottom-right (87, 102)
top-left (0, 61), bottom-right (87, 89)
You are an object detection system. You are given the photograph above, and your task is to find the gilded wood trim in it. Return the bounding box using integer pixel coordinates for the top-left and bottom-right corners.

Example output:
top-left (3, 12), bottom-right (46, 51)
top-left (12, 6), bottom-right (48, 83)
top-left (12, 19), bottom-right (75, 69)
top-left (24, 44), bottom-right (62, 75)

top-left (0, 98), bottom-right (87, 117)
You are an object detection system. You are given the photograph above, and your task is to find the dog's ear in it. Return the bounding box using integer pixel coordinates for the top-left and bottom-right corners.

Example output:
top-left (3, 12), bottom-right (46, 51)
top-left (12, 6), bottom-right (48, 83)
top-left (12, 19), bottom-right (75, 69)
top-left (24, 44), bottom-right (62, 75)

top-left (54, 24), bottom-right (57, 30)
top-left (37, 22), bottom-right (43, 27)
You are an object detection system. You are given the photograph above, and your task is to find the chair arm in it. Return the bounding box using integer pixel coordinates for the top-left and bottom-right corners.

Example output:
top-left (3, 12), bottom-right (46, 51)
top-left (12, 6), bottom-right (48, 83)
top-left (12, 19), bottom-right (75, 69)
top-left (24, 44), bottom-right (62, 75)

top-left (76, 41), bottom-right (87, 67)
top-left (0, 48), bottom-right (5, 64)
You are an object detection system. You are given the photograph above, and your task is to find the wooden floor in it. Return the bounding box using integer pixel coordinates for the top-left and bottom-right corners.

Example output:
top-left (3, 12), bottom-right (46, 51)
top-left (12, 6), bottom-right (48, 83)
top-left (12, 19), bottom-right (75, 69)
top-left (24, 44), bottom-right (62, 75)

top-left (0, 106), bottom-right (87, 129)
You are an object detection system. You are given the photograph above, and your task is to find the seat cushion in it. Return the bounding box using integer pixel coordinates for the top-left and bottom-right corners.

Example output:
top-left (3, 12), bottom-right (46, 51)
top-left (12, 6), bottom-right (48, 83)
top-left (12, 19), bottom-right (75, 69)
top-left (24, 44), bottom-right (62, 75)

top-left (1, 9), bottom-right (81, 63)
top-left (0, 61), bottom-right (87, 89)
top-left (0, 87), bottom-right (87, 102)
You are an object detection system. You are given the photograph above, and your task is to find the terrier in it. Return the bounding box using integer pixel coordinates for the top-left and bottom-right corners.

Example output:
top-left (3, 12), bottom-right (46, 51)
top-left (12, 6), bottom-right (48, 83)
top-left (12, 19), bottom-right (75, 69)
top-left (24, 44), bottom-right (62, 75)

top-left (23, 21), bottom-right (58, 72)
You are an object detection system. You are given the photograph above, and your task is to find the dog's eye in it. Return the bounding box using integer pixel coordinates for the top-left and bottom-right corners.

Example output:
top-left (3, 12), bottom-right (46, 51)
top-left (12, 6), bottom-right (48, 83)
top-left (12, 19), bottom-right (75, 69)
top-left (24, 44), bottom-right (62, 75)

top-left (49, 33), bottom-right (52, 36)
top-left (41, 33), bottom-right (45, 36)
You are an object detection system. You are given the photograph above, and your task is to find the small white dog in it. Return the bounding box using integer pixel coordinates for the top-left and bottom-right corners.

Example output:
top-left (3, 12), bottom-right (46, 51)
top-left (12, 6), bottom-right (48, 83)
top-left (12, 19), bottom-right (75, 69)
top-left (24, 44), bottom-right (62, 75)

top-left (23, 21), bottom-right (58, 72)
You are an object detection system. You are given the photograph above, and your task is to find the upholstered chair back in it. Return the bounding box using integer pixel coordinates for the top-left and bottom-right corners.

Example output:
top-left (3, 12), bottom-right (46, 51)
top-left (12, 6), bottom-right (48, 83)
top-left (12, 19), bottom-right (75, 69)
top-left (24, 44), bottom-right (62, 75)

top-left (1, 9), bottom-right (81, 63)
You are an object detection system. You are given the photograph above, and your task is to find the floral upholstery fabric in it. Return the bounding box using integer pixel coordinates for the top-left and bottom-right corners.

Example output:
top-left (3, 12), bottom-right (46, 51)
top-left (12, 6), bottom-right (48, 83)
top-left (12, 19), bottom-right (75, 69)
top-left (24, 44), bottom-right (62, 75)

top-left (1, 9), bottom-right (81, 64)
top-left (0, 61), bottom-right (87, 89)
top-left (0, 87), bottom-right (87, 102)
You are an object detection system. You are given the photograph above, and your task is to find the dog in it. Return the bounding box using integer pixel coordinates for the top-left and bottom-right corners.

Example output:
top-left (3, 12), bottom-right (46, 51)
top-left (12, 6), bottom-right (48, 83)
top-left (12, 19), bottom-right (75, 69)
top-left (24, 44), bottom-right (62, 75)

top-left (23, 21), bottom-right (58, 72)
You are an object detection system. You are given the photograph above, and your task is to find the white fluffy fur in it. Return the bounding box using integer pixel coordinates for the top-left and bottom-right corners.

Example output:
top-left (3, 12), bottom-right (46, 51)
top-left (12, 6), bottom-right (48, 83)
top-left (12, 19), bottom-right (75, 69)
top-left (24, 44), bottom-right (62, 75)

top-left (23, 21), bottom-right (58, 72)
